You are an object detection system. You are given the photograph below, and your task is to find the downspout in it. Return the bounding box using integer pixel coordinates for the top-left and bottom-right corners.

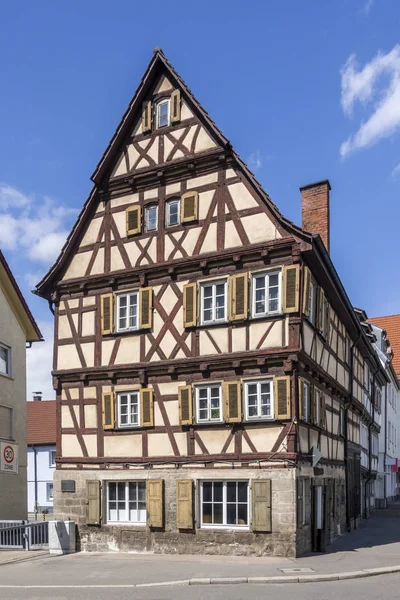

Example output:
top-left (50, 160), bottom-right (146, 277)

top-left (30, 445), bottom-right (38, 521)
top-left (345, 332), bottom-right (362, 532)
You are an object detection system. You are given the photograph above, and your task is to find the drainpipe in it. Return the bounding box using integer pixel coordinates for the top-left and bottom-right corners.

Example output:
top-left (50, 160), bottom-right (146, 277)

top-left (345, 333), bottom-right (362, 532)
top-left (30, 445), bottom-right (38, 521)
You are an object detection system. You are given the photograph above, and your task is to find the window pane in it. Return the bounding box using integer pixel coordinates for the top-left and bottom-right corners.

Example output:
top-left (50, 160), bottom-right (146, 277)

top-left (146, 206), bottom-right (158, 231)
top-left (214, 502), bottom-right (223, 524)
top-left (238, 482), bottom-right (247, 503)
top-left (226, 503), bottom-right (237, 525)
top-left (215, 284), bottom-right (225, 296)
top-left (109, 483), bottom-right (116, 501)
top-left (237, 503), bottom-right (248, 525)
top-left (210, 407), bottom-right (220, 420)
top-left (213, 482), bottom-right (223, 502)
top-left (227, 482), bottom-right (237, 502)
top-left (269, 274), bottom-right (279, 287)
top-left (158, 101), bottom-right (169, 127)
top-left (117, 482), bottom-right (126, 500)
top-left (203, 482), bottom-right (212, 502)
top-left (203, 286), bottom-right (213, 299)
top-left (202, 503), bottom-right (213, 524)
top-left (129, 483), bottom-right (137, 502)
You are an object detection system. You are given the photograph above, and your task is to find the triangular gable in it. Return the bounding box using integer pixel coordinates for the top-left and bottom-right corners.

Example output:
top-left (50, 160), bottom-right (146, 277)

top-left (36, 49), bottom-right (310, 298)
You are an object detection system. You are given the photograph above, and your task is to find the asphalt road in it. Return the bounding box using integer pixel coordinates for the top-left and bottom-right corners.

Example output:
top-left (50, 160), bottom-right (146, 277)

top-left (2, 574), bottom-right (400, 600)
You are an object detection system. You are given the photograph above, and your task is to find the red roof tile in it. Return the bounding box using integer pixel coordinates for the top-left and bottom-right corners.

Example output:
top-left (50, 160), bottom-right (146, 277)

top-left (368, 314), bottom-right (400, 380)
top-left (27, 400), bottom-right (56, 445)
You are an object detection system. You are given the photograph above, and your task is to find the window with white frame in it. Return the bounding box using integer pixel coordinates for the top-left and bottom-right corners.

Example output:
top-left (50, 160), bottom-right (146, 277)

top-left (49, 450), bottom-right (56, 467)
top-left (308, 280), bottom-right (316, 325)
top-left (116, 292), bottom-right (139, 332)
top-left (107, 481), bottom-right (146, 524)
top-left (200, 280), bottom-right (227, 325)
top-left (145, 205), bottom-right (158, 232)
top-left (118, 391), bottom-right (140, 428)
top-left (339, 407), bottom-right (345, 437)
top-left (46, 483), bottom-right (54, 502)
top-left (165, 198), bottom-right (180, 227)
top-left (302, 381), bottom-right (310, 422)
top-left (0, 405), bottom-right (12, 440)
top-left (200, 481), bottom-right (249, 528)
top-left (196, 384), bottom-right (222, 423)
top-left (251, 271), bottom-right (281, 318)
top-left (156, 98), bottom-right (170, 128)
top-left (244, 379), bottom-right (273, 420)
top-left (0, 343), bottom-right (11, 377)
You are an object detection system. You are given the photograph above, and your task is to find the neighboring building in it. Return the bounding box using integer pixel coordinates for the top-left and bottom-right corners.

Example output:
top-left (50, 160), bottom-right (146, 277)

top-left (27, 396), bottom-right (57, 518)
top-left (0, 250), bottom-right (42, 520)
top-left (368, 315), bottom-right (400, 505)
top-left (35, 49), bottom-right (387, 556)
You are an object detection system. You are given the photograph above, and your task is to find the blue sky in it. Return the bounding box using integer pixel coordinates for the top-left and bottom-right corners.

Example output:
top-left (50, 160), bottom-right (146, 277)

top-left (0, 0), bottom-right (399, 398)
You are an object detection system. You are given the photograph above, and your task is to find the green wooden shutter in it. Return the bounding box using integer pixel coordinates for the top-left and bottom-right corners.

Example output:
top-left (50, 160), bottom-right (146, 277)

top-left (252, 480), bottom-right (272, 532)
top-left (170, 89), bottom-right (181, 123)
top-left (139, 287), bottom-right (153, 329)
top-left (126, 206), bottom-right (142, 235)
top-left (86, 480), bottom-right (101, 525)
top-left (101, 294), bottom-right (114, 335)
top-left (229, 273), bottom-right (248, 321)
top-left (181, 191), bottom-right (198, 223)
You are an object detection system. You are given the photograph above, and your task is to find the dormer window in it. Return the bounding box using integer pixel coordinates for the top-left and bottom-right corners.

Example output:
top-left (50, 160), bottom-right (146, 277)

top-left (145, 205), bottom-right (158, 232)
top-left (156, 98), bottom-right (170, 128)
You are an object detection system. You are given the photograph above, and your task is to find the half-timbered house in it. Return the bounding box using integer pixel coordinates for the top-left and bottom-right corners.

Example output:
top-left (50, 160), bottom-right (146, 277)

top-left (35, 49), bottom-right (386, 556)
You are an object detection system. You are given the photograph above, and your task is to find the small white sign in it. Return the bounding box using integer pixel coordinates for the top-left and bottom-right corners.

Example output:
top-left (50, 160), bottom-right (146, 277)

top-left (0, 442), bottom-right (18, 474)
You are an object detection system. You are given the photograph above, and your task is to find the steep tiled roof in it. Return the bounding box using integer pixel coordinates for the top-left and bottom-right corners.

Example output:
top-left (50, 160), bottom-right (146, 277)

top-left (27, 400), bottom-right (56, 445)
top-left (368, 315), bottom-right (400, 379)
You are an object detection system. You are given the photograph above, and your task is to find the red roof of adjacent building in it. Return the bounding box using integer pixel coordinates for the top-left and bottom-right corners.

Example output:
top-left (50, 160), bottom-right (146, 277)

top-left (27, 400), bottom-right (56, 445)
top-left (368, 314), bottom-right (400, 380)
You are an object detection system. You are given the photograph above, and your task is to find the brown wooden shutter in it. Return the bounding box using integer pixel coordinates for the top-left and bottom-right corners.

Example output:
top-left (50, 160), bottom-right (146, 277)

top-left (181, 191), bottom-right (198, 223)
top-left (311, 386), bottom-right (317, 425)
top-left (183, 283), bottom-right (197, 327)
top-left (86, 480), bottom-right (101, 525)
top-left (298, 377), bottom-right (304, 421)
top-left (139, 287), bottom-right (153, 329)
top-left (282, 265), bottom-right (299, 313)
top-left (273, 376), bottom-right (291, 420)
top-left (229, 273), bottom-right (248, 321)
top-left (170, 89), bottom-right (181, 123)
top-left (142, 101), bottom-right (152, 133)
top-left (321, 395), bottom-right (326, 428)
top-left (317, 287), bottom-right (325, 332)
top-left (147, 479), bottom-right (163, 528)
top-left (126, 206), bottom-right (142, 236)
top-left (302, 266), bottom-right (311, 317)
top-left (324, 298), bottom-right (330, 341)
top-left (101, 294), bottom-right (114, 335)
top-left (178, 385), bottom-right (193, 425)
top-left (223, 381), bottom-right (241, 423)
top-left (176, 480), bottom-right (193, 529)
top-left (252, 479), bottom-right (272, 532)
top-left (102, 392), bottom-right (115, 430)
top-left (140, 388), bottom-right (154, 427)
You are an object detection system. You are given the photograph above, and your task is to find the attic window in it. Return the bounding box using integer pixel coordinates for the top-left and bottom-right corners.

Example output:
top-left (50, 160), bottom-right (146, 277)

top-left (156, 98), bottom-right (170, 128)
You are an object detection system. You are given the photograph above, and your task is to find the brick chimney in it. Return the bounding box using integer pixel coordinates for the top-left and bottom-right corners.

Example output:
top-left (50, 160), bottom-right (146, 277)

top-left (300, 179), bottom-right (331, 253)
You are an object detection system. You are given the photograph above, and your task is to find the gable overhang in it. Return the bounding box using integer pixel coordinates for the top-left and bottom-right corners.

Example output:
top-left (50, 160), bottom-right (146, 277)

top-left (0, 251), bottom-right (43, 342)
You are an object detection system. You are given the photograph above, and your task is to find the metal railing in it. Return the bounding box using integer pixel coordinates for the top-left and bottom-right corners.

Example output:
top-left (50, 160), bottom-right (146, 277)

top-left (0, 520), bottom-right (49, 550)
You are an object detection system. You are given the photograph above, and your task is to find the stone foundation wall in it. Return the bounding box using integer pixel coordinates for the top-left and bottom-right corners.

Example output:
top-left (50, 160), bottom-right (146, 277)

top-left (54, 466), bottom-right (297, 557)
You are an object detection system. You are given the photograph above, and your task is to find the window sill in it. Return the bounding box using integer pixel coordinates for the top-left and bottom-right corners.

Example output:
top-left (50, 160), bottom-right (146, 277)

top-left (200, 525), bottom-right (250, 531)
top-left (0, 372), bottom-right (13, 381)
top-left (250, 312), bottom-right (283, 321)
top-left (105, 522), bottom-right (146, 527)
top-left (196, 420), bottom-right (224, 426)
top-left (245, 417), bottom-right (275, 424)
top-left (199, 320), bottom-right (228, 328)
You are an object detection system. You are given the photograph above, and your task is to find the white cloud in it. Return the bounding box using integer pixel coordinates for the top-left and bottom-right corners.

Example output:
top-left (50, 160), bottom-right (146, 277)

top-left (391, 162), bottom-right (400, 180)
top-left (340, 45), bottom-right (400, 158)
top-left (363, 0), bottom-right (374, 15)
top-left (26, 320), bottom-right (55, 401)
top-left (0, 185), bottom-right (77, 264)
top-left (24, 271), bottom-right (46, 288)
top-left (247, 150), bottom-right (263, 171)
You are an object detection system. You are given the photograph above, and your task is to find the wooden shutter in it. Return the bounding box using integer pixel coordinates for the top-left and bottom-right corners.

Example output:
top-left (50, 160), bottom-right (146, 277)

top-left (274, 376), bottom-right (291, 420)
top-left (86, 480), bottom-right (101, 525)
top-left (179, 385), bottom-right (193, 425)
top-left (298, 377), bottom-right (304, 421)
top-left (170, 89), bottom-right (181, 123)
top-left (302, 266), bottom-right (311, 317)
top-left (229, 273), bottom-right (248, 321)
top-left (317, 287), bottom-right (325, 332)
top-left (252, 479), bottom-right (272, 532)
top-left (101, 294), bottom-right (114, 335)
top-left (140, 388), bottom-right (154, 427)
top-left (311, 387), bottom-right (317, 425)
top-left (324, 298), bottom-right (330, 341)
top-left (321, 395), bottom-right (326, 428)
top-left (282, 265), bottom-right (299, 313)
top-left (181, 191), bottom-right (198, 223)
top-left (223, 381), bottom-right (241, 423)
top-left (126, 205), bottom-right (142, 236)
top-left (139, 287), bottom-right (153, 329)
top-left (142, 101), bottom-right (152, 133)
top-left (183, 283), bottom-right (197, 327)
top-left (176, 480), bottom-right (193, 529)
top-left (102, 392), bottom-right (115, 430)
top-left (147, 479), bottom-right (163, 528)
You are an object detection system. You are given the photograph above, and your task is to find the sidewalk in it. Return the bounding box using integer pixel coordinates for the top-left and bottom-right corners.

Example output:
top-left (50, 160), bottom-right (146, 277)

top-left (1, 505), bottom-right (400, 586)
top-left (0, 549), bottom-right (49, 566)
